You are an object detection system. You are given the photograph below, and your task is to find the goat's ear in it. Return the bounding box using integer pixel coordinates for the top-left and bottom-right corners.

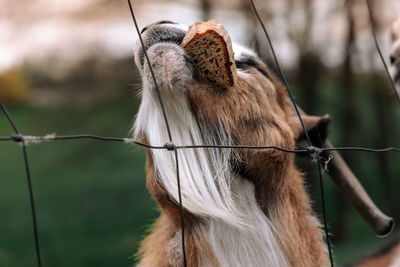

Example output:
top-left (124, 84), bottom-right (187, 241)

top-left (289, 114), bottom-right (332, 148)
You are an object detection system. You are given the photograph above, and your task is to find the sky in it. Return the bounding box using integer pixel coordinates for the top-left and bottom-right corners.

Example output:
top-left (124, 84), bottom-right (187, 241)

top-left (1, 0), bottom-right (400, 73)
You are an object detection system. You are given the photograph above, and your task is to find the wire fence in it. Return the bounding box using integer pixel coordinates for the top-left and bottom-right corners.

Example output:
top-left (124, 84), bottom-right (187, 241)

top-left (0, 0), bottom-right (399, 266)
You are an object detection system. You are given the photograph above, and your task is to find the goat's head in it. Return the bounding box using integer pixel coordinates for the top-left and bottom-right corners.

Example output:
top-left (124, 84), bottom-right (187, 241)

top-left (133, 20), bottom-right (335, 266)
top-left (133, 20), bottom-right (329, 222)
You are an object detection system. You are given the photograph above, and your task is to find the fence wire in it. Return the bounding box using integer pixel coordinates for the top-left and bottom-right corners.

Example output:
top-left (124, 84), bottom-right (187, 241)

top-left (0, 101), bottom-right (42, 267)
top-left (365, 0), bottom-right (400, 104)
top-left (0, 0), bottom-right (399, 266)
top-left (0, 103), bottom-right (399, 267)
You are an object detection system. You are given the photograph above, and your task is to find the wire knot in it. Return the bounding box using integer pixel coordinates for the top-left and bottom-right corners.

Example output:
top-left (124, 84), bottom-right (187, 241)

top-left (11, 133), bottom-right (23, 143)
top-left (307, 146), bottom-right (319, 154)
top-left (165, 143), bottom-right (176, 151)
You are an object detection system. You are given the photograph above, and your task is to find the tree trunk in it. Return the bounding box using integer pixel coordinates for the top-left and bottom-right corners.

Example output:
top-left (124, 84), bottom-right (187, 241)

top-left (334, 0), bottom-right (356, 241)
top-left (200, 0), bottom-right (211, 21)
top-left (368, 0), bottom-right (397, 222)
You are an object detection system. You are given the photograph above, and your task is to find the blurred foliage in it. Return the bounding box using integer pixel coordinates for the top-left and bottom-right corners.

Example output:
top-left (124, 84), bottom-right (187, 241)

top-left (22, 52), bottom-right (140, 106)
top-left (293, 72), bottom-right (400, 265)
top-left (0, 96), bottom-right (159, 267)
top-left (0, 68), bottom-right (30, 104)
top-left (0, 0), bottom-right (400, 265)
top-left (0, 77), bottom-right (399, 266)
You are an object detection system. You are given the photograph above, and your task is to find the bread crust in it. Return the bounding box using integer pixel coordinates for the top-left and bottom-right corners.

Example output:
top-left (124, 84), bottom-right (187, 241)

top-left (182, 19), bottom-right (237, 88)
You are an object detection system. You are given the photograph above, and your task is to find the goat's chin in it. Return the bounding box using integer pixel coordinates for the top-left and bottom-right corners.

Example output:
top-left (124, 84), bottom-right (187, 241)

top-left (143, 43), bottom-right (194, 95)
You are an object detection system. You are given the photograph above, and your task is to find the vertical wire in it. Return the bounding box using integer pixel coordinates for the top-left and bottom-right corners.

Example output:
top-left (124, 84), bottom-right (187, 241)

top-left (249, 0), bottom-right (312, 146)
top-left (22, 142), bottom-right (42, 267)
top-left (248, 1), bottom-right (334, 266)
top-left (0, 101), bottom-right (20, 134)
top-left (175, 149), bottom-right (188, 267)
top-left (126, 0), bottom-right (173, 141)
top-left (125, 1), bottom-right (187, 265)
top-left (0, 101), bottom-right (42, 267)
top-left (365, 0), bottom-right (400, 104)
top-left (317, 155), bottom-right (334, 264)
top-left (0, 2), bottom-right (397, 266)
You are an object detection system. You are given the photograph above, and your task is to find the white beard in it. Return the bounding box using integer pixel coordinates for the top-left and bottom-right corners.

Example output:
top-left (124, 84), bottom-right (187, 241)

top-left (133, 78), bottom-right (290, 267)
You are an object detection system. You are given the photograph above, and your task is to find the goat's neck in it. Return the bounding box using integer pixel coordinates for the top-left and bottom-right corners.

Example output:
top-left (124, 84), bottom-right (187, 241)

top-left (256, 165), bottom-right (329, 267)
top-left (138, 150), bottom-right (328, 267)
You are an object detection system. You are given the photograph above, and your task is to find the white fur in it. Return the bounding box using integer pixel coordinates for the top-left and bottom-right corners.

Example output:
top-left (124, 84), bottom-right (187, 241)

top-left (233, 43), bottom-right (258, 60)
top-left (23, 134), bottom-right (56, 145)
top-left (168, 230), bottom-right (183, 266)
top-left (206, 176), bottom-right (290, 267)
top-left (134, 70), bottom-right (289, 266)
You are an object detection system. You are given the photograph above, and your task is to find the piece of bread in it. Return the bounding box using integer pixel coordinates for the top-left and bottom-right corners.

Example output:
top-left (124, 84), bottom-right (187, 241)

top-left (181, 19), bottom-right (237, 88)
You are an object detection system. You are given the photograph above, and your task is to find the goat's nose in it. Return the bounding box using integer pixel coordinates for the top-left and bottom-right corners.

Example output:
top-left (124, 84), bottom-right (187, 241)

top-left (135, 21), bottom-right (187, 69)
top-left (141, 20), bottom-right (178, 34)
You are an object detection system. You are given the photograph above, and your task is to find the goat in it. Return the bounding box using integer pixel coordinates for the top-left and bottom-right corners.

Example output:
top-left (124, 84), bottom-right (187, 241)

top-left (132, 20), bottom-right (393, 267)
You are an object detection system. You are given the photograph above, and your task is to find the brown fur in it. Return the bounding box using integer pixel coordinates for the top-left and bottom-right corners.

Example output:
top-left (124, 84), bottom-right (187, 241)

top-left (186, 68), bottom-right (328, 266)
top-left (136, 148), bottom-right (219, 267)
top-left (136, 29), bottom-right (328, 266)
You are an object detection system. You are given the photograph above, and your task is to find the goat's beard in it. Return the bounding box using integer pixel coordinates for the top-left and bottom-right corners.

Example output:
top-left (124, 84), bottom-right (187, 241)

top-left (134, 80), bottom-right (243, 223)
top-left (133, 78), bottom-right (290, 266)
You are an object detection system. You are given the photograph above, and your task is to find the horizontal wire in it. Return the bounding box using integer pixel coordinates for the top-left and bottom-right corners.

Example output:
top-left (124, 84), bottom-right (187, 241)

top-left (179, 145), bottom-right (400, 153)
top-left (176, 144), bottom-right (306, 153)
top-left (45, 135), bottom-right (166, 149)
top-left (53, 136), bottom-right (166, 149)
top-left (0, 2), bottom-right (395, 267)
top-left (1, 134), bottom-right (399, 154)
top-left (320, 146), bottom-right (400, 153)
top-left (0, 100), bottom-right (42, 267)
top-left (0, 134), bottom-right (164, 149)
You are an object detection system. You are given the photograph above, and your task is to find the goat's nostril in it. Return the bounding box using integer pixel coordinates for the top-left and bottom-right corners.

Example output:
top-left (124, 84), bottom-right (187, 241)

top-left (390, 56), bottom-right (396, 65)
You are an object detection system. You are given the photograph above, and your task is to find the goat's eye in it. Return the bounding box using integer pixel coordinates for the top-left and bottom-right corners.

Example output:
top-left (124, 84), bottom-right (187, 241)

top-left (235, 56), bottom-right (269, 79)
top-left (390, 56), bottom-right (396, 65)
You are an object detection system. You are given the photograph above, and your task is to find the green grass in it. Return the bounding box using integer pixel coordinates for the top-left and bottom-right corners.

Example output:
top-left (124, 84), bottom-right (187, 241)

top-left (0, 96), bottom-right (398, 266)
top-left (0, 98), bottom-right (159, 267)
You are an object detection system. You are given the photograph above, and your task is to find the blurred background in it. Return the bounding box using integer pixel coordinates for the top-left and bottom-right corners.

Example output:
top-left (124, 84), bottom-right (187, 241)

top-left (0, 0), bottom-right (400, 266)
